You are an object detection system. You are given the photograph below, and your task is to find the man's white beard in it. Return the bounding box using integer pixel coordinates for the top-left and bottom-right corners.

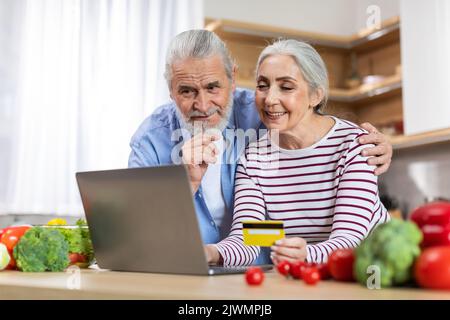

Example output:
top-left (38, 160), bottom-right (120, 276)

top-left (176, 94), bottom-right (234, 137)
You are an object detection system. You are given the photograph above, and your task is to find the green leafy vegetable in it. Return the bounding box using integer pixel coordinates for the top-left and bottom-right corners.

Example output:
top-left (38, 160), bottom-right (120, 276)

top-left (56, 219), bottom-right (94, 262)
top-left (13, 227), bottom-right (70, 272)
top-left (354, 219), bottom-right (422, 287)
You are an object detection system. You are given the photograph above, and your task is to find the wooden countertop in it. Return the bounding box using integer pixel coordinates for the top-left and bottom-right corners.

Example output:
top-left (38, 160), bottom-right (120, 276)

top-left (1, 269), bottom-right (449, 300)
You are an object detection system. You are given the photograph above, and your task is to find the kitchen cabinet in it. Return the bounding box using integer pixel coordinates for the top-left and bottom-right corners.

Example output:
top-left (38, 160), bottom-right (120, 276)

top-left (1, 269), bottom-right (449, 299)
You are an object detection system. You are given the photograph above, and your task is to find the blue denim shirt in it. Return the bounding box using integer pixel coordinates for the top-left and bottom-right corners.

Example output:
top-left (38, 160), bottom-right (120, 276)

top-left (128, 88), bottom-right (265, 247)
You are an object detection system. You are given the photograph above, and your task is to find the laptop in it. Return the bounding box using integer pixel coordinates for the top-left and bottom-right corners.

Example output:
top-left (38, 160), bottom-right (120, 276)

top-left (76, 165), bottom-right (272, 275)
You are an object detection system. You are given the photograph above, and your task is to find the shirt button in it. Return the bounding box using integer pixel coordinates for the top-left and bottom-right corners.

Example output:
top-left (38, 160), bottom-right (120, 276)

top-left (210, 221), bottom-right (215, 226)
top-left (198, 193), bottom-right (202, 198)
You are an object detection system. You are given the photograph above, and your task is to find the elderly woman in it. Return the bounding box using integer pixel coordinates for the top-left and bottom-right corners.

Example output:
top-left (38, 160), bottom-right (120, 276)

top-left (205, 39), bottom-right (390, 266)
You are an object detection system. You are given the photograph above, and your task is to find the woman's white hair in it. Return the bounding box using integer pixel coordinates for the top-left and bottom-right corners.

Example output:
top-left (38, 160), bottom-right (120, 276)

top-left (164, 29), bottom-right (234, 88)
top-left (256, 39), bottom-right (329, 113)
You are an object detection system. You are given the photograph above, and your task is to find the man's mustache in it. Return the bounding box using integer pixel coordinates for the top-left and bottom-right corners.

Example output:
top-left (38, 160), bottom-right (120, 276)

top-left (188, 106), bottom-right (220, 119)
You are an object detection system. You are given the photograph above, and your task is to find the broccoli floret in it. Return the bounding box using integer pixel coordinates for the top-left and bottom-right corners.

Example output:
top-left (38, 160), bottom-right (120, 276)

top-left (13, 227), bottom-right (70, 272)
top-left (354, 219), bottom-right (422, 288)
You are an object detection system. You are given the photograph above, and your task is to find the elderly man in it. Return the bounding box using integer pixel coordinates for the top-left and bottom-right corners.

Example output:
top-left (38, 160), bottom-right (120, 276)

top-left (128, 30), bottom-right (393, 259)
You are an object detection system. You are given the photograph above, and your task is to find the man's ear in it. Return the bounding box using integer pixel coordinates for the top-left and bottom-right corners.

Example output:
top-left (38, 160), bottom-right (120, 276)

top-left (169, 84), bottom-right (174, 100)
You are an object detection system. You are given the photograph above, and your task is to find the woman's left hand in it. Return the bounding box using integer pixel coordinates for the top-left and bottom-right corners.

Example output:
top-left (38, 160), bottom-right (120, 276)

top-left (204, 244), bottom-right (220, 265)
top-left (358, 122), bottom-right (393, 176)
top-left (270, 237), bottom-right (307, 265)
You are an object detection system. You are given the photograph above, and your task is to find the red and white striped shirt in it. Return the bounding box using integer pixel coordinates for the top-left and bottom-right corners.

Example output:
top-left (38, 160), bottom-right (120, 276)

top-left (215, 117), bottom-right (389, 266)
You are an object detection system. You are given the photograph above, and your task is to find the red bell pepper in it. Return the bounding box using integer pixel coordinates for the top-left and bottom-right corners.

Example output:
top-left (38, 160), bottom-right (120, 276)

top-left (421, 224), bottom-right (450, 248)
top-left (410, 201), bottom-right (450, 248)
top-left (410, 201), bottom-right (450, 228)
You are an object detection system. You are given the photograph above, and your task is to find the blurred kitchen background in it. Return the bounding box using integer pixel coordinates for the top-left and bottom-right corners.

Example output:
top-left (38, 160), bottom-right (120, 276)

top-left (0, 0), bottom-right (449, 227)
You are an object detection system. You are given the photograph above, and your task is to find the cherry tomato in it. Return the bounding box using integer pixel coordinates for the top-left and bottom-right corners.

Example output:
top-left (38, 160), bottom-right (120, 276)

top-left (328, 249), bottom-right (355, 282)
top-left (68, 253), bottom-right (90, 268)
top-left (69, 253), bottom-right (87, 264)
top-left (245, 267), bottom-right (265, 286)
top-left (289, 261), bottom-right (306, 279)
top-left (276, 260), bottom-right (291, 276)
top-left (415, 246), bottom-right (450, 290)
top-left (317, 263), bottom-right (331, 280)
top-left (410, 201), bottom-right (450, 228)
top-left (302, 266), bottom-right (321, 285)
top-left (1, 226), bottom-right (31, 251)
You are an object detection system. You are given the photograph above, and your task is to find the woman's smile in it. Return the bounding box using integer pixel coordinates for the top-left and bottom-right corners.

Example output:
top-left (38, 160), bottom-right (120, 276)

top-left (264, 110), bottom-right (288, 121)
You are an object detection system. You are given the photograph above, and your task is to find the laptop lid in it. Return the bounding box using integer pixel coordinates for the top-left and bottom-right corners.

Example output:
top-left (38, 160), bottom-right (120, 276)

top-left (76, 165), bottom-right (211, 275)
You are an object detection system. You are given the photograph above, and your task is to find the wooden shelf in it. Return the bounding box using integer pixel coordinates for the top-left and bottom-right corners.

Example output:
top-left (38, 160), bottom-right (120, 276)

top-left (390, 127), bottom-right (450, 150)
top-left (237, 73), bottom-right (402, 104)
top-left (205, 16), bottom-right (399, 50)
top-left (329, 74), bottom-right (402, 103)
top-left (350, 16), bottom-right (400, 52)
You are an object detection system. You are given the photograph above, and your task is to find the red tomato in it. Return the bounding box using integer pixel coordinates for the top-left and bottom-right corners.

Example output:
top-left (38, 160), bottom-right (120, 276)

top-left (245, 267), bottom-right (264, 286)
top-left (6, 253), bottom-right (16, 270)
top-left (421, 224), bottom-right (450, 248)
top-left (317, 263), bottom-right (331, 280)
top-left (415, 246), bottom-right (450, 290)
top-left (410, 201), bottom-right (450, 228)
top-left (69, 253), bottom-right (87, 264)
top-left (302, 266), bottom-right (321, 285)
top-left (289, 261), bottom-right (306, 279)
top-left (1, 226), bottom-right (31, 270)
top-left (276, 260), bottom-right (291, 276)
top-left (1, 226), bottom-right (31, 252)
top-left (328, 249), bottom-right (355, 282)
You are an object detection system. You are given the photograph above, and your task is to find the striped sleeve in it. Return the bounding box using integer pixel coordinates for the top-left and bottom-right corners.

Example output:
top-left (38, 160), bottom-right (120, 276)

top-left (306, 136), bottom-right (387, 263)
top-left (214, 158), bottom-right (265, 266)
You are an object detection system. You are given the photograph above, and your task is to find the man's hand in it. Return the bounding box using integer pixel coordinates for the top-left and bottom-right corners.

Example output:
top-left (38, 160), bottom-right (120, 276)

top-left (270, 237), bottom-right (307, 265)
top-left (181, 132), bottom-right (220, 194)
top-left (359, 122), bottom-right (393, 176)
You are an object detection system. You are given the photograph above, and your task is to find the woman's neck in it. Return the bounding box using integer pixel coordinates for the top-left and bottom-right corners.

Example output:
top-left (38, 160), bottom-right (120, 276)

top-left (276, 113), bottom-right (335, 150)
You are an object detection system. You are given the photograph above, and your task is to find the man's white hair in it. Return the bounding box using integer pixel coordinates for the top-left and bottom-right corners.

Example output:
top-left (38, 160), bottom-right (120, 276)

top-left (164, 29), bottom-right (234, 88)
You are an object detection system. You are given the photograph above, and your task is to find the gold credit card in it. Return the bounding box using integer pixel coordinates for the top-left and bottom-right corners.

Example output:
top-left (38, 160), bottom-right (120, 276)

top-left (242, 220), bottom-right (285, 247)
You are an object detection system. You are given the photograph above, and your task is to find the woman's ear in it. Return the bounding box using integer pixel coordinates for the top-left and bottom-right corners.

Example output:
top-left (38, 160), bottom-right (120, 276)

top-left (231, 64), bottom-right (237, 92)
top-left (310, 87), bottom-right (324, 108)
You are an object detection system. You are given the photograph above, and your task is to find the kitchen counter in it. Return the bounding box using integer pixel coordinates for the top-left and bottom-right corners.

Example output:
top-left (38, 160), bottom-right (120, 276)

top-left (1, 268), bottom-right (449, 300)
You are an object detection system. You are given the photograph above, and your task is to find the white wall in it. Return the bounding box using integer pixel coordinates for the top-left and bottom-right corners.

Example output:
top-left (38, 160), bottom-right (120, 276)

top-left (205, 0), bottom-right (399, 36)
top-left (205, 0), bottom-right (356, 36)
top-left (400, 0), bottom-right (450, 134)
